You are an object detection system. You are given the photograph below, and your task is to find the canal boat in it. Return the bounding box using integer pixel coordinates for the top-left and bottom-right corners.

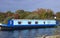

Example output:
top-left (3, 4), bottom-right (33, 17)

top-left (0, 19), bottom-right (58, 30)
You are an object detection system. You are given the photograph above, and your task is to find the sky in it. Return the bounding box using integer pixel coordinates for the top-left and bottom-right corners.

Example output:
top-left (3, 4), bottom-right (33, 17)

top-left (0, 0), bottom-right (60, 13)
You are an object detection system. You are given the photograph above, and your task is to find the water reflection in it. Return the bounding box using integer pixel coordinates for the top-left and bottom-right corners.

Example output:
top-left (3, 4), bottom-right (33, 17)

top-left (0, 28), bottom-right (56, 38)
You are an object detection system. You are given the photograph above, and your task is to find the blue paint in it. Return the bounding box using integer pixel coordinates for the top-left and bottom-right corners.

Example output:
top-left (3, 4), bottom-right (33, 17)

top-left (7, 19), bottom-right (13, 27)
top-left (7, 19), bottom-right (58, 27)
top-left (7, 19), bottom-right (11, 26)
top-left (11, 20), bottom-right (13, 26)
top-left (11, 25), bottom-right (56, 28)
top-left (14, 24), bottom-right (56, 26)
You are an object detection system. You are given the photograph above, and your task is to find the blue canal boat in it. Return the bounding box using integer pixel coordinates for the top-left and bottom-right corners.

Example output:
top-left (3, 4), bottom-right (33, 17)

top-left (8, 19), bottom-right (58, 27)
top-left (0, 19), bottom-right (58, 30)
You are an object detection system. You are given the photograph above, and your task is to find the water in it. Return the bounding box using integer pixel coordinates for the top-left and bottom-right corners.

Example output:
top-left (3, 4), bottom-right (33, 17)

top-left (0, 28), bottom-right (57, 38)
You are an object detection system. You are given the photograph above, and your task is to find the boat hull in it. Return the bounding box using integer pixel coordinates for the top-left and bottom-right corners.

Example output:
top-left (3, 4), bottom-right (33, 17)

top-left (0, 24), bottom-right (57, 30)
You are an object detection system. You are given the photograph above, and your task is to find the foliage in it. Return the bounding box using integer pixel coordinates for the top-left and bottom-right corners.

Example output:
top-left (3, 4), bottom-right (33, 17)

top-left (15, 10), bottom-right (24, 14)
top-left (56, 12), bottom-right (60, 20)
top-left (24, 13), bottom-right (40, 19)
top-left (33, 8), bottom-right (54, 19)
top-left (0, 8), bottom-right (60, 24)
top-left (56, 12), bottom-right (60, 18)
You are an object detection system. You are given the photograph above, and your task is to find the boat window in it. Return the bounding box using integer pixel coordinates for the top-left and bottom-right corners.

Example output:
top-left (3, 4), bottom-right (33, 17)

top-left (18, 22), bottom-right (21, 24)
top-left (28, 22), bottom-right (31, 24)
top-left (44, 21), bottom-right (45, 24)
top-left (35, 21), bottom-right (38, 24)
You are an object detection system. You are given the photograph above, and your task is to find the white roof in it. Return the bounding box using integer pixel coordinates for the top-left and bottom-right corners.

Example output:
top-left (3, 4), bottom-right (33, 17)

top-left (12, 19), bottom-right (55, 21)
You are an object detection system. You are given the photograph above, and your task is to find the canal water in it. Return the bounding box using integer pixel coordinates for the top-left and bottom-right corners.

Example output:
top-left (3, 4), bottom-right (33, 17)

top-left (0, 28), bottom-right (59, 38)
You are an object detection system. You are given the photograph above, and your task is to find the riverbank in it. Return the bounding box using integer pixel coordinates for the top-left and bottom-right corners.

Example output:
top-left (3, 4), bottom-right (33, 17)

top-left (41, 35), bottom-right (60, 38)
top-left (40, 26), bottom-right (60, 38)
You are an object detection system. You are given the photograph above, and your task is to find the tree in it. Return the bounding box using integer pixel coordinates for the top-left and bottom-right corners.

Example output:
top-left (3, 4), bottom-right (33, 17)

top-left (47, 9), bottom-right (54, 19)
top-left (21, 11), bottom-right (31, 19)
top-left (56, 12), bottom-right (60, 20)
top-left (6, 11), bottom-right (13, 17)
top-left (33, 8), bottom-right (46, 14)
top-left (15, 10), bottom-right (31, 19)
top-left (15, 10), bottom-right (24, 19)
top-left (56, 12), bottom-right (60, 18)
top-left (24, 13), bottom-right (40, 19)
top-left (15, 10), bottom-right (24, 13)
top-left (2, 17), bottom-right (13, 24)
top-left (40, 12), bottom-right (48, 19)
top-left (33, 8), bottom-right (54, 19)
top-left (0, 12), bottom-right (6, 22)
top-left (13, 13), bottom-right (20, 19)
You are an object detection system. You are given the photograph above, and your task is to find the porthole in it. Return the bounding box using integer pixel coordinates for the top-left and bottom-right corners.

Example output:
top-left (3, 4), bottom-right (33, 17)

top-left (28, 22), bottom-right (31, 24)
top-left (35, 21), bottom-right (38, 24)
top-left (44, 21), bottom-right (45, 24)
top-left (18, 22), bottom-right (21, 24)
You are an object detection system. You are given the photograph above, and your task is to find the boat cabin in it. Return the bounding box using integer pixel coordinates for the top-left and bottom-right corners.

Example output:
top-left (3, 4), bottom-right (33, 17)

top-left (8, 19), bottom-right (56, 26)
